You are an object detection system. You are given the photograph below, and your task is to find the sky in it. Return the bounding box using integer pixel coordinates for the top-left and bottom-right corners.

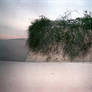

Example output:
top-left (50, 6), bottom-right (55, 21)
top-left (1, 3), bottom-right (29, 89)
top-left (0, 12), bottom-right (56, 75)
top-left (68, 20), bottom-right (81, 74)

top-left (0, 0), bottom-right (92, 39)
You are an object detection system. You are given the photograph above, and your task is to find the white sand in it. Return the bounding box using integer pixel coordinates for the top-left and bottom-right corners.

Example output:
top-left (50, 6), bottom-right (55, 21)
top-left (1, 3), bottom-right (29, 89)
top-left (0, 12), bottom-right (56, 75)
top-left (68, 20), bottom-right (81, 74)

top-left (26, 48), bottom-right (92, 62)
top-left (0, 62), bottom-right (92, 92)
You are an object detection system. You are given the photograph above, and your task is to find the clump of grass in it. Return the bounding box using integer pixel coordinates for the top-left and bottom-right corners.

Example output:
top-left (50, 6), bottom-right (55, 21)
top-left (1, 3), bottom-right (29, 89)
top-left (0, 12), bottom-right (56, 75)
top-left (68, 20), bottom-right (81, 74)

top-left (27, 11), bottom-right (92, 60)
top-left (27, 16), bottom-right (62, 55)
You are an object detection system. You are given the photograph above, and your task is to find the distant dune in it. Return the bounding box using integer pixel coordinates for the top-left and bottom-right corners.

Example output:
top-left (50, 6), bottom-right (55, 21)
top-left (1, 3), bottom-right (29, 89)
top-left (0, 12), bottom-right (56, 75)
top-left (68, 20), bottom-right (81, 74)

top-left (0, 39), bottom-right (28, 61)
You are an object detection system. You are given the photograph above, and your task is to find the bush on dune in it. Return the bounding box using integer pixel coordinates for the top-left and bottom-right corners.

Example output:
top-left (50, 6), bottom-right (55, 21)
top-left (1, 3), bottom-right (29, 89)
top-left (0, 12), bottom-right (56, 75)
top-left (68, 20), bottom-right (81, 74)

top-left (27, 11), bottom-right (92, 60)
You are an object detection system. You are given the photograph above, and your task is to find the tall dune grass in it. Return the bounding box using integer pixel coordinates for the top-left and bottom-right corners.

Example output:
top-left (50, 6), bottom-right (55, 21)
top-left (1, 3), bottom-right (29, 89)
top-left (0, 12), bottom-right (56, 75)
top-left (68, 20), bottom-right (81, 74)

top-left (27, 12), bottom-right (92, 60)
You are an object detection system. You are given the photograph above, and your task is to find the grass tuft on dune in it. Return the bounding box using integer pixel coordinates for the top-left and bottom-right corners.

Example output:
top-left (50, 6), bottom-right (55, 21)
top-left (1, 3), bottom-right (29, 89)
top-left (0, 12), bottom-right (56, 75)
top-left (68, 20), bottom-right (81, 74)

top-left (27, 11), bottom-right (92, 60)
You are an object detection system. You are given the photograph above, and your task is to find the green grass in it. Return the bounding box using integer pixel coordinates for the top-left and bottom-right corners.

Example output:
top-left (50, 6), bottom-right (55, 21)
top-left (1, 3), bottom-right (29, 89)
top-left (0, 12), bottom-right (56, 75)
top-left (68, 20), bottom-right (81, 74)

top-left (27, 13), bottom-right (92, 60)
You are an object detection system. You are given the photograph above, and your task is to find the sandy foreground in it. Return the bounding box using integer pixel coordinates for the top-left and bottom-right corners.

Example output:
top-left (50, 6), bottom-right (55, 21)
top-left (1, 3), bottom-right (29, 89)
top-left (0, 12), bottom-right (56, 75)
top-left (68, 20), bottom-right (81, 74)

top-left (0, 62), bottom-right (92, 92)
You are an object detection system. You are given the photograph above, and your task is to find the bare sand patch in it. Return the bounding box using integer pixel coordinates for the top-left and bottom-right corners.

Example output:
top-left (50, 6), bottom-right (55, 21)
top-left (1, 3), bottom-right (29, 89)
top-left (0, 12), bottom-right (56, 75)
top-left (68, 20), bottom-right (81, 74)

top-left (26, 48), bottom-right (92, 62)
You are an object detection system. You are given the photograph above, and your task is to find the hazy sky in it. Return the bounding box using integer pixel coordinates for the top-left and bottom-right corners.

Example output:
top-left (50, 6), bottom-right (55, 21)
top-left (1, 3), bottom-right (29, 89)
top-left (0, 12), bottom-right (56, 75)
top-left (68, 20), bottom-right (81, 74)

top-left (0, 0), bottom-right (92, 38)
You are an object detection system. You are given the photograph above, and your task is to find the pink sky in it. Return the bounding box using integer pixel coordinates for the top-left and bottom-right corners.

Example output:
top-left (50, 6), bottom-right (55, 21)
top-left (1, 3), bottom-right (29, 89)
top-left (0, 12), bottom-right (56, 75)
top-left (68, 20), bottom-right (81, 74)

top-left (0, 0), bottom-right (92, 40)
top-left (0, 34), bottom-right (27, 39)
